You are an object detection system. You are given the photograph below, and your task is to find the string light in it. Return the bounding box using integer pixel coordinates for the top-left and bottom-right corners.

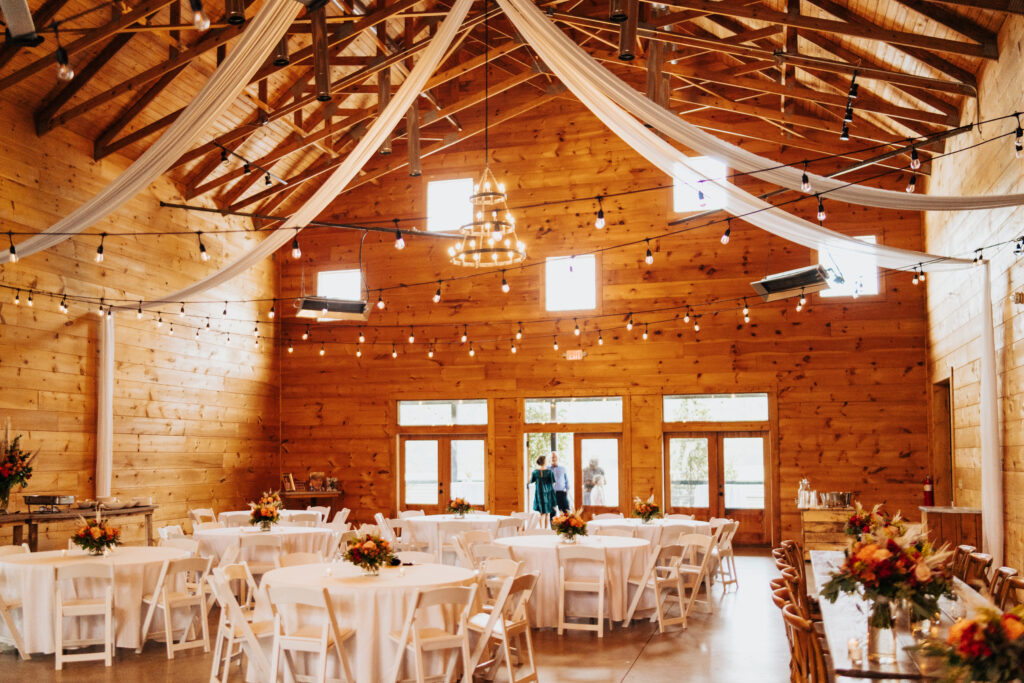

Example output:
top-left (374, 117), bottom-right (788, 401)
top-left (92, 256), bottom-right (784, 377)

top-left (918, 265), bottom-right (926, 283)
top-left (12, 289), bottom-right (19, 305)
top-left (197, 232), bottom-right (209, 261)
top-left (461, 326), bottom-right (468, 343)
top-left (302, 324), bottom-right (310, 341)
top-left (355, 346), bottom-right (362, 357)
top-left (169, 323), bottom-right (174, 335)
top-left (54, 24), bottom-right (74, 81)
top-left (7, 232), bottom-right (17, 263)
top-left (816, 196), bottom-right (827, 221)
top-left (408, 328), bottom-right (415, 343)
top-left (594, 196), bottom-right (606, 229)
top-left (243, 162), bottom-right (250, 174)
top-left (287, 340), bottom-right (294, 353)
top-left (106, 305), bottom-right (111, 318)
top-left (1016, 115), bottom-right (1023, 158)
top-left (59, 296), bottom-right (68, 313)
top-left (720, 220), bottom-right (731, 245)
top-left (906, 174), bottom-right (917, 193)
top-left (136, 301), bottom-right (143, 319)
top-left (206, 317), bottom-right (211, 329)
top-left (510, 339), bottom-right (517, 354)
top-left (319, 342), bottom-right (326, 356)
top-left (179, 302), bottom-right (186, 317)
top-left (840, 124), bottom-right (850, 141)
top-left (642, 324), bottom-right (649, 341)
top-left (26, 292), bottom-right (32, 307)
top-left (188, 0), bottom-right (210, 30)
top-left (358, 328), bottom-right (365, 343)
top-left (683, 308), bottom-right (691, 324)
top-left (1015, 238), bottom-right (1024, 256)
top-left (742, 298), bottom-right (750, 323)
top-left (974, 248), bottom-right (983, 264)
top-left (501, 271), bottom-right (510, 293)
top-left (264, 173), bottom-right (272, 187)
top-left (268, 304), bottom-right (275, 319)
top-left (376, 291), bottom-right (385, 310)
top-left (574, 319), bottom-right (580, 336)
top-left (427, 346), bottom-right (434, 358)
top-left (291, 233), bottom-right (301, 259)
top-left (694, 317), bottom-right (700, 333)
top-left (392, 344), bottom-right (398, 358)
top-left (552, 336), bottom-right (559, 351)
top-left (644, 240), bottom-right (654, 265)
top-left (96, 299), bottom-right (102, 315)
top-left (910, 146), bottom-right (921, 170)
top-left (797, 288), bottom-right (807, 312)
top-left (393, 220), bottom-right (405, 250)
top-left (222, 301), bottom-right (228, 316)
top-left (801, 162), bottom-right (811, 193)
top-left (468, 343), bottom-right (475, 357)
top-left (433, 282), bottom-right (442, 303)
top-left (516, 323), bottom-right (523, 340)
top-left (598, 331), bottom-right (604, 346)
top-left (626, 314), bottom-right (634, 331)
top-left (156, 315), bottom-right (162, 327)
top-left (912, 269), bottom-right (919, 285)
top-left (848, 72), bottom-right (859, 99)
top-left (95, 234), bottom-right (105, 263)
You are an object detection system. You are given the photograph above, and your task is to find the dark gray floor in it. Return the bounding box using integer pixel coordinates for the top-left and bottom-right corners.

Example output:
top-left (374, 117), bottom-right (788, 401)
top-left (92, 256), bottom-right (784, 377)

top-left (0, 552), bottom-right (790, 682)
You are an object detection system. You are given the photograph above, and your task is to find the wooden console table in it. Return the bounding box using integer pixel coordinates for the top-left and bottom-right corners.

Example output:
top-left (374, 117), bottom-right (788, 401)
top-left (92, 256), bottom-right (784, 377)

top-left (0, 506), bottom-right (158, 550)
top-left (800, 507), bottom-right (854, 558)
top-left (920, 505), bottom-right (982, 551)
top-left (0, 513), bottom-right (29, 546)
top-left (280, 491), bottom-right (341, 510)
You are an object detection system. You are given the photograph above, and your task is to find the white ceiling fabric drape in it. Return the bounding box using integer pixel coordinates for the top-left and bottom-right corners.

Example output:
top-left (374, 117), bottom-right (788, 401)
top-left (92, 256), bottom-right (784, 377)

top-left (148, 0), bottom-right (475, 306)
top-left (498, 0), bottom-right (973, 271)
top-left (0, 0), bottom-right (302, 266)
top-left (509, 1), bottom-right (1023, 212)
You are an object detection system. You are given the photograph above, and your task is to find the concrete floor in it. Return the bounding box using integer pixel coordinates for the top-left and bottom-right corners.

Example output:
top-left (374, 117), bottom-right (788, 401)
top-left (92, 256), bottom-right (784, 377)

top-left (0, 553), bottom-right (789, 683)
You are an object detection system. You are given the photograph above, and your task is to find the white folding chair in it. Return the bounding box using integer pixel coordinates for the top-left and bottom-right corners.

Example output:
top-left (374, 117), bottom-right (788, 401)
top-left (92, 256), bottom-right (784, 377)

top-left (239, 534), bottom-right (283, 578)
top-left (54, 561), bottom-right (114, 669)
top-left (397, 551), bottom-right (436, 564)
top-left (139, 556), bottom-right (212, 658)
top-left (593, 526), bottom-right (634, 538)
top-left (678, 533), bottom-right (716, 616)
top-left (285, 511), bottom-right (321, 527)
top-left (213, 563), bottom-right (259, 617)
top-left (510, 512), bottom-right (537, 530)
top-left (276, 552), bottom-right (324, 568)
top-left (624, 543), bottom-right (688, 631)
top-left (397, 509), bottom-right (425, 519)
top-left (159, 536), bottom-right (200, 555)
top-left (196, 521), bottom-right (224, 531)
top-left (0, 563), bottom-right (29, 659)
top-left (715, 521), bottom-right (740, 588)
top-left (476, 558), bottom-right (523, 611)
top-left (665, 513), bottom-right (695, 520)
top-left (388, 518), bottom-right (428, 552)
top-left (207, 574), bottom-right (273, 683)
top-left (324, 530), bottom-right (357, 560)
top-left (268, 584), bottom-right (355, 683)
top-left (307, 505), bottom-right (331, 523)
top-left (356, 523), bottom-right (381, 536)
top-left (388, 584), bottom-right (477, 683)
top-left (157, 525), bottom-right (185, 540)
top-left (0, 543), bottom-right (29, 556)
top-left (467, 572), bottom-right (539, 683)
top-left (470, 542), bottom-right (514, 564)
top-left (190, 508), bottom-right (216, 525)
top-left (591, 513), bottom-right (623, 520)
top-left (557, 545), bottom-right (609, 637)
top-left (329, 509), bottom-right (351, 530)
top-left (497, 517), bottom-right (524, 536)
top-left (456, 530), bottom-right (495, 568)
top-left (435, 521), bottom-right (464, 564)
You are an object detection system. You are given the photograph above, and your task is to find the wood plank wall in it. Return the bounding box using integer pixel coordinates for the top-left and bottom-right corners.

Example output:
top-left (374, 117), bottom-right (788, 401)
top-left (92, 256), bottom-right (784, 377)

top-left (278, 96), bottom-right (932, 541)
top-left (924, 15), bottom-right (1024, 570)
top-left (0, 99), bottom-right (279, 547)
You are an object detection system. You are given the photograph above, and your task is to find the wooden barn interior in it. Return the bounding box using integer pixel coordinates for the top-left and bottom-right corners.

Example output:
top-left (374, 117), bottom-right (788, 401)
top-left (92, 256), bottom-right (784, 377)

top-left (0, 0), bottom-right (1022, 680)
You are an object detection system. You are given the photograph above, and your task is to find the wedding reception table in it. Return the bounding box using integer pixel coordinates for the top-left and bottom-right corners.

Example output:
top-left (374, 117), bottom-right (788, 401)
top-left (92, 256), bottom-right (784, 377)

top-left (589, 517), bottom-right (712, 545)
top-left (810, 550), bottom-right (992, 679)
top-left (252, 562), bottom-right (476, 681)
top-left (195, 526), bottom-right (332, 563)
top-left (405, 514), bottom-right (515, 562)
top-left (217, 509), bottom-right (326, 527)
top-left (0, 545), bottom-right (188, 654)
top-left (496, 534), bottom-right (649, 628)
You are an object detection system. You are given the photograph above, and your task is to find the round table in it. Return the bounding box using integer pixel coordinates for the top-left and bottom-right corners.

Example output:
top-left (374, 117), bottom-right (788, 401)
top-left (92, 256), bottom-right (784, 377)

top-left (252, 562), bottom-right (476, 682)
top-left (405, 514), bottom-right (515, 562)
top-left (0, 545), bottom-right (188, 654)
top-left (589, 517), bottom-right (712, 545)
top-left (218, 510), bottom-right (324, 527)
top-left (194, 526), bottom-right (333, 563)
top-left (496, 535), bottom-right (650, 628)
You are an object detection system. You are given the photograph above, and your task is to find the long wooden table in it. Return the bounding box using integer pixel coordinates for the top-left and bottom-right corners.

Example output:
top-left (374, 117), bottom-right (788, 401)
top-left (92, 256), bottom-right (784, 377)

top-left (809, 550), bottom-right (992, 680)
top-left (0, 505), bottom-right (157, 550)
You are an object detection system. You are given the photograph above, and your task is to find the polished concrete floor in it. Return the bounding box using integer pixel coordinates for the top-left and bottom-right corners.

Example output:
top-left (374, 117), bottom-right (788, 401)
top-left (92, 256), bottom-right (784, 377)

top-left (0, 552), bottom-right (789, 682)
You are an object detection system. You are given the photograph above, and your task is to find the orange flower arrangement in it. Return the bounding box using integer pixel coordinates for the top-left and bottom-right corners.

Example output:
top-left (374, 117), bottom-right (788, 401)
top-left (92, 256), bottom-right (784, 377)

top-left (447, 497), bottom-right (472, 516)
top-left (844, 501), bottom-right (907, 540)
top-left (248, 490), bottom-right (282, 530)
top-left (551, 508), bottom-right (588, 541)
top-left (922, 606), bottom-right (1024, 681)
top-left (632, 495), bottom-right (660, 523)
top-left (72, 515), bottom-right (121, 556)
top-left (344, 533), bottom-right (395, 574)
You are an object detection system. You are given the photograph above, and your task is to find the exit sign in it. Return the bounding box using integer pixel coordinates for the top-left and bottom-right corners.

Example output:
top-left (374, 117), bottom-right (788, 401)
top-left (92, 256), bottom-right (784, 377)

top-left (565, 349), bottom-right (586, 360)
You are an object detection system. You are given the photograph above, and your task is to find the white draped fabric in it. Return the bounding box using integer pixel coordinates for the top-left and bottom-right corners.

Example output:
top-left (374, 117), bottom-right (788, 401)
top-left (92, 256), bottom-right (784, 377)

top-left (498, 0), bottom-right (973, 273)
top-left (193, 526), bottom-right (332, 564)
top-left (0, 0), bottom-right (301, 266)
top-left (510, 0), bottom-right (1024, 213)
top-left (147, 0), bottom-right (475, 306)
top-left (980, 261), bottom-right (1003, 567)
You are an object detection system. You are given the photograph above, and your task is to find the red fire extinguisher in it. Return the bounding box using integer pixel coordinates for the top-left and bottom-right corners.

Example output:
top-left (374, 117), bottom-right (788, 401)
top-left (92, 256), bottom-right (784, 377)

top-left (923, 475), bottom-right (935, 506)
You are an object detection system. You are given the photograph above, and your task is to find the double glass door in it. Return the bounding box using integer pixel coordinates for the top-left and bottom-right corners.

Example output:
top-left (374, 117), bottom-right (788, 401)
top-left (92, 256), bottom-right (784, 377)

top-left (401, 436), bottom-right (486, 514)
top-left (664, 431), bottom-right (768, 545)
top-left (524, 433), bottom-right (621, 514)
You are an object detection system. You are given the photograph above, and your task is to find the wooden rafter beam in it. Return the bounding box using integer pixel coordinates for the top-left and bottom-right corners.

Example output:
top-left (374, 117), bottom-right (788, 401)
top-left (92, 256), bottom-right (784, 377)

top-left (92, 64), bottom-right (187, 159)
top-left (893, 0), bottom-right (999, 45)
top-left (0, 0), bottom-right (71, 70)
top-left (655, 0), bottom-right (997, 59)
top-left (0, 0), bottom-right (178, 91)
top-left (927, 0), bottom-right (1024, 15)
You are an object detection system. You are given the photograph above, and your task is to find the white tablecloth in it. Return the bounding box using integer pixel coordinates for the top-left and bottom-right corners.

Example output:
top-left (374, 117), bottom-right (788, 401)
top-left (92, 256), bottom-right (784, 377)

top-left (0, 546), bottom-right (188, 654)
top-left (589, 518), bottom-right (712, 545)
top-left (252, 562), bottom-right (476, 682)
top-left (217, 510), bottom-right (323, 527)
top-left (405, 514), bottom-right (514, 561)
top-left (496, 535), bottom-right (649, 628)
top-left (195, 526), bottom-right (332, 563)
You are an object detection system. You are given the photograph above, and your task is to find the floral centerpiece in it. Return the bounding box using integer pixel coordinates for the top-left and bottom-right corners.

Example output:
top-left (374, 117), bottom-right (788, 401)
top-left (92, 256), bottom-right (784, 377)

top-left (0, 419), bottom-right (36, 514)
top-left (551, 508), bottom-right (587, 543)
top-left (248, 490), bottom-right (282, 531)
top-left (72, 514), bottom-right (121, 556)
top-left (921, 606), bottom-right (1024, 682)
top-left (632, 495), bottom-right (660, 524)
top-left (447, 497), bottom-right (472, 517)
top-left (844, 502), bottom-right (907, 540)
top-left (820, 527), bottom-right (954, 662)
top-left (344, 533), bottom-right (395, 576)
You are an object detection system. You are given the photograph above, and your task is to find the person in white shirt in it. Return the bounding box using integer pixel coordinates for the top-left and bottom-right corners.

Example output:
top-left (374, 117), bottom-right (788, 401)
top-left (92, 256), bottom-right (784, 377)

top-left (550, 452), bottom-right (571, 514)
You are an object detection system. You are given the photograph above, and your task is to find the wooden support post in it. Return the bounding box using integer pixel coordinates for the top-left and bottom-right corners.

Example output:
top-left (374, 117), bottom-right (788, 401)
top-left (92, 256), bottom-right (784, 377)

top-left (407, 104), bottom-right (421, 175)
top-left (310, 5), bottom-right (331, 101)
top-left (618, 0), bottom-right (638, 60)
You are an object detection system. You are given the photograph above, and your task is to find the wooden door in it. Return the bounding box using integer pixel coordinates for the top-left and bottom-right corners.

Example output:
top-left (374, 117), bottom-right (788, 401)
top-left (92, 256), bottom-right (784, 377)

top-left (574, 433), bottom-right (623, 515)
top-left (400, 436), bottom-right (486, 514)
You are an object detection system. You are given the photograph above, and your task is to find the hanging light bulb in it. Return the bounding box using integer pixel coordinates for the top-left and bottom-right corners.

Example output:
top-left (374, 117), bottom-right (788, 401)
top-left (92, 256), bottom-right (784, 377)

top-left (501, 272), bottom-right (510, 293)
top-left (136, 302), bottom-right (143, 319)
top-left (319, 343), bottom-right (326, 356)
top-left (13, 289), bottom-right (20, 305)
top-left (358, 328), bottom-right (365, 343)
top-left (222, 301), bottom-right (228, 316)
top-left (742, 299), bottom-right (750, 317)
top-left (55, 45), bottom-right (74, 81)
top-left (683, 309), bottom-right (691, 324)
top-left (188, 0), bottom-right (210, 31)
top-left (179, 302), bottom-right (186, 317)
top-left (427, 346), bottom-right (434, 359)
top-left (919, 267), bottom-right (926, 283)
top-left (594, 196), bottom-right (606, 229)
top-left (392, 344), bottom-right (398, 358)
top-left (206, 318), bottom-right (211, 329)
top-left (626, 315), bottom-right (634, 331)
top-left (197, 232), bottom-right (210, 261)
top-left (906, 174), bottom-right (917, 193)
top-left (720, 221), bottom-right (731, 245)
top-left (552, 336), bottom-right (559, 351)
top-left (287, 340), bottom-right (294, 353)
top-left (302, 324), bottom-right (310, 341)
top-left (461, 326), bottom-right (468, 343)
top-left (816, 196), bottom-right (827, 221)
top-left (433, 282), bottom-right (442, 303)
top-left (801, 163), bottom-right (811, 193)
top-left (393, 220), bottom-right (405, 250)
top-left (355, 346), bottom-right (361, 357)
top-left (408, 328), bottom-right (415, 343)
top-left (95, 234), bottom-right (105, 263)
top-left (644, 239), bottom-right (654, 265)
top-left (799, 289), bottom-right (807, 307)
top-left (169, 323), bottom-right (174, 335)
top-left (27, 292), bottom-right (33, 307)
top-left (598, 331), bottom-right (604, 346)
top-left (843, 106), bottom-right (853, 123)
top-left (156, 315), bottom-right (163, 327)
top-left (268, 304), bottom-right (275, 319)
top-left (694, 318), bottom-right (700, 332)
top-left (516, 323), bottom-right (523, 340)
top-left (468, 344), bottom-right (475, 357)
top-left (7, 232), bottom-right (17, 263)
top-left (574, 319), bottom-right (581, 336)
top-left (1016, 122), bottom-right (1024, 158)
top-left (291, 234), bottom-right (301, 259)
top-left (910, 146), bottom-right (921, 170)
top-left (642, 325), bottom-right (649, 341)
top-left (60, 296), bottom-right (68, 313)
top-left (376, 291), bottom-right (385, 310)
top-left (106, 306), bottom-right (111, 318)
top-left (912, 270), bottom-right (919, 285)
top-left (840, 124), bottom-right (850, 141)
top-left (510, 339), bottom-right (517, 354)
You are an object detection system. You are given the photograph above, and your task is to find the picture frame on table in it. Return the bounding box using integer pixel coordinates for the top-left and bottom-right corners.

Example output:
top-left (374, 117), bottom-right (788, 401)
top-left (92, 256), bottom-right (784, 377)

top-left (281, 473), bottom-right (295, 491)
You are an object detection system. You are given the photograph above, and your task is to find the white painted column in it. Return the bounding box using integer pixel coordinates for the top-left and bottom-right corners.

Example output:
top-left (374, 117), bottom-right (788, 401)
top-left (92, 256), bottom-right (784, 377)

top-left (979, 260), bottom-right (1003, 567)
top-left (96, 313), bottom-right (114, 499)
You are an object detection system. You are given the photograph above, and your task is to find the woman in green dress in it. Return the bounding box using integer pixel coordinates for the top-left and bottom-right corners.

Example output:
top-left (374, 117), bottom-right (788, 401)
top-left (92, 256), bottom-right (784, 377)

top-left (529, 455), bottom-right (557, 518)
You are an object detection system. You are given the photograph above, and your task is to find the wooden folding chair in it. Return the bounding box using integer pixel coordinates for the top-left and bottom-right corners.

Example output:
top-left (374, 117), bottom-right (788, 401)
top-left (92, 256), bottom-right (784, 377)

top-left (623, 542), bottom-right (688, 631)
top-left (467, 572), bottom-right (539, 683)
top-left (207, 574), bottom-right (274, 683)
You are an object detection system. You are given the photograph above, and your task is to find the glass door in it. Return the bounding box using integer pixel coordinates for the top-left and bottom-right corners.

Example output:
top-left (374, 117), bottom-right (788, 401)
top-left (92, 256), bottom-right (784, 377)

top-left (575, 434), bottom-right (621, 514)
top-left (401, 436), bottom-right (486, 514)
top-left (664, 431), bottom-right (768, 545)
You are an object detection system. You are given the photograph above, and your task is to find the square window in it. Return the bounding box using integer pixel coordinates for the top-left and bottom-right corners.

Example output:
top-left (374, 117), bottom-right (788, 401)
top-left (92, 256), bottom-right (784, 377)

top-left (819, 235), bottom-right (879, 298)
top-left (427, 178), bottom-right (474, 233)
top-left (316, 269), bottom-right (362, 300)
top-left (545, 254), bottom-right (597, 311)
top-left (673, 157), bottom-right (728, 212)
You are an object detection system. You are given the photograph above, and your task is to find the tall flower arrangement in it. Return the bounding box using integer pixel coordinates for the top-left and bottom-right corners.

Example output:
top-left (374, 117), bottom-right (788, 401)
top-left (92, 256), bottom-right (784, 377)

top-left (249, 490), bottom-right (282, 531)
top-left (0, 419), bottom-right (36, 512)
top-left (632, 495), bottom-right (660, 523)
top-left (844, 502), bottom-right (907, 540)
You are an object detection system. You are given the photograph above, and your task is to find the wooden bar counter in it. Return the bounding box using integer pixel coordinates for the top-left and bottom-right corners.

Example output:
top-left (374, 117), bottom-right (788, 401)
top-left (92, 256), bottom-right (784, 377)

top-left (800, 507), bottom-right (854, 558)
top-left (920, 506), bottom-right (982, 551)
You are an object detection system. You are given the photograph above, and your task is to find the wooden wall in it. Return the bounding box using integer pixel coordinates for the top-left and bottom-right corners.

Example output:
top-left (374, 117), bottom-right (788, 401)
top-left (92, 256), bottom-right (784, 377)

top-left (0, 98), bottom-right (280, 547)
top-left (278, 95), bottom-right (933, 541)
top-left (924, 16), bottom-right (1024, 569)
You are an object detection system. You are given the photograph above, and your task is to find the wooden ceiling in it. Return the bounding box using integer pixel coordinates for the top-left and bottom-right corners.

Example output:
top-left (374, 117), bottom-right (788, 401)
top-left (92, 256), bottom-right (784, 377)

top-left (0, 0), bottom-right (1014, 226)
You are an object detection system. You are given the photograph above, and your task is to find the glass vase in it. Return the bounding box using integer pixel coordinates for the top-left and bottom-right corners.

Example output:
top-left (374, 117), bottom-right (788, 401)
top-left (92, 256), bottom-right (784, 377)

top-left (361, 564), bottom-right (380, 576)
top-left (560, 534), bottom-right (576, 544)
top-left (260, 520), bottom-right (272, 532)
top-left (867, 598), bottom-right (897, 663)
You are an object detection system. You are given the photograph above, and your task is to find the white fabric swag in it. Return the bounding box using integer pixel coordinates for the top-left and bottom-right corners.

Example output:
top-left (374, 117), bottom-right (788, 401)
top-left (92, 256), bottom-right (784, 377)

top-left (509, 1), bottom-right (1024, 213)
top-left (0, 0), bottom-right (301, 266)
top-left (498, 0), bottom-right (973, 272)
top-left (148, 0), bottom-right (475, 306)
